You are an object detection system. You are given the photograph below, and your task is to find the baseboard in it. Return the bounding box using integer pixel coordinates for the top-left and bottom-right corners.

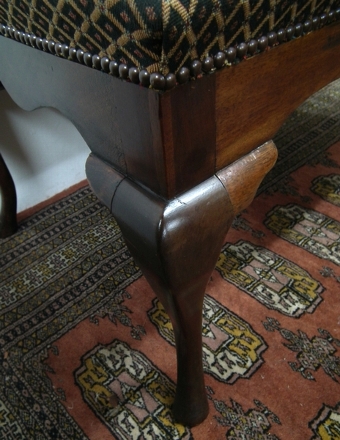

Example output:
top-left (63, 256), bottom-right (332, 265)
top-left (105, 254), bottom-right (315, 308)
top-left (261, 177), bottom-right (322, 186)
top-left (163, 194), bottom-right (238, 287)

top-left (17, 179), bottom-right (88, 222)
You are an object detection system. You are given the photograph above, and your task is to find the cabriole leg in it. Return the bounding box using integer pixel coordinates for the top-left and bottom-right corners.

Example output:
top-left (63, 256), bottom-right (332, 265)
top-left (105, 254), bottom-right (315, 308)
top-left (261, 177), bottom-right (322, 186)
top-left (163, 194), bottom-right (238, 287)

top-left (86, 141), bottom-right (277, 426)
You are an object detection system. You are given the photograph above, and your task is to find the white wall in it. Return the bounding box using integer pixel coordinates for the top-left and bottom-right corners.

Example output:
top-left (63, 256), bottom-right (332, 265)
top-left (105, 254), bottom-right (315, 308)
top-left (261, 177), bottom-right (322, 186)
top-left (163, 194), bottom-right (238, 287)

top-left (0, 89), bottom-right (89, 213)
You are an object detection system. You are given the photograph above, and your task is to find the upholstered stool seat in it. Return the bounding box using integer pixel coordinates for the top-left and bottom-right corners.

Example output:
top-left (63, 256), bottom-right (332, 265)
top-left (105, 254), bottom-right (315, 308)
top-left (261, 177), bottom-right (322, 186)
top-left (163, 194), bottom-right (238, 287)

top-left (1, 0), bottom-right (340, 428)
top-left (1, 1), bottom-right (339, 88)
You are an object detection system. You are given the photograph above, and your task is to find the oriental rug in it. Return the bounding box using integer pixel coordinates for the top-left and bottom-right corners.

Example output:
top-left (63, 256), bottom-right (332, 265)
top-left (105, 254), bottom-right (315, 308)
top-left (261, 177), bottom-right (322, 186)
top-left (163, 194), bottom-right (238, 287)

top-left (1, 79), bottom-right (340, 439)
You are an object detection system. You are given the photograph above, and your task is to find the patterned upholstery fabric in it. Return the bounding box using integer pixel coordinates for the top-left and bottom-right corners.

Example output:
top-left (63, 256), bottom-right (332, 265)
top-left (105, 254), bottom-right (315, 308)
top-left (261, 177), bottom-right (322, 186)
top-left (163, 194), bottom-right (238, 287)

top-left (0, 0), bottom-right (339, 74)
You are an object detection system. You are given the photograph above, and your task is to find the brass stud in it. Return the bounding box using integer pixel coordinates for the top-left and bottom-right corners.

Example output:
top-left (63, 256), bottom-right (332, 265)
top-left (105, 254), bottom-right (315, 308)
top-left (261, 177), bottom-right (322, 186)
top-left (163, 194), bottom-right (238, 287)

top-left (29, 34), bottom-right (36, 47)
top-left (225, 46), bottom-right (236, 63)
top-left (150, 72), bottom-right (165, 89)
top-left (328, 10), bottom-right (335, 22)
top-left (55, 43), bottom-right (62, 56)
top-left (61, 44), bottom-right (69, 58)
top-left (202, 56), bottom-right (214, 73)
top-left (213, 51), bottom-right (226, 68)
top-left (129, 67), bottom-right (140, 84)
top-left (277, 29), bottom-right (286, 43)
top-left (295, 23), bottom-right (303, 37)
top-left (267, 32), bottom-right (277, 46)
top-left (139, 70), bottom-right (150, 87)
top-left (100, 57), bottom-right (110, 72)
top-left (258, 35), bottom-right (268, 51)
top-left (247, 39), bottom-right (258, 55)
top-left (237, 42), bottom-right (248, 58)
top-left (303, 20), bottom-right (312, 34)
top-left (109, 60), bottom-right (119, 76)
top-left (176, 67), bottom-right (190, 84)
top-left (320, 13), bottom-right (328, 26)
top-left (92, 55), bottom-right (102, 70)
top-left (83, 52), bottom-right (93, 67)
top-left (24, 33), bottom-right (31, 45)
top-left (92, 54), bottom-right (101, 69)
top-left (76, 49), bottom-right (84, 63)
top-left (165, 73), bottom-right (176, 90)
top-left (69, 47), bottom-right (77, 61)
top-left (190, 60), bottom-right (202, 77)
top-left (312, 16), bottom-right (321, 30)
top-left (48, 40), bottom-right (56, 53)
top-left (118, 64), bottom-right (129, 79)
top-left (286, 25), bottom-right (295, 40)
top-left (35, 37), bottom-right (43, 50)
top-left (42, 38), bottom-right (49, 51)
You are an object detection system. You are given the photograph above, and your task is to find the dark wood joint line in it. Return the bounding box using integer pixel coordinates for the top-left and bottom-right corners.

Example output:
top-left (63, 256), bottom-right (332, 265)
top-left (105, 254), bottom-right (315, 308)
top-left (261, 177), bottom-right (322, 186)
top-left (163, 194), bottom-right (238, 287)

top-left (85, 153), bottom-right (126, 212)
top-left (159, 73), bottom-right (217, 198)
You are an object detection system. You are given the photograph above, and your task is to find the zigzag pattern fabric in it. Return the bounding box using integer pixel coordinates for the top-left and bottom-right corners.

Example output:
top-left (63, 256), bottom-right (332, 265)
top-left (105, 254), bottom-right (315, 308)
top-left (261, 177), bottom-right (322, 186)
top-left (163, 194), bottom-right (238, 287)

top-left (0, 0), bottom-right (339, 74)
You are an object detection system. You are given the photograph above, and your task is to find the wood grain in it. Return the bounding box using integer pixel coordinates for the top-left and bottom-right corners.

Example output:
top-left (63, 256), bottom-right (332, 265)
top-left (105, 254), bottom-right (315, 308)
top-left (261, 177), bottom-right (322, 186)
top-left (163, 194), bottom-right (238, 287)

top-left (215, 21), bottom-right (340, 169)
top-left (160, 74), bottom-right (216, 197)
top-left (217, 140), bottom-right (278, 215)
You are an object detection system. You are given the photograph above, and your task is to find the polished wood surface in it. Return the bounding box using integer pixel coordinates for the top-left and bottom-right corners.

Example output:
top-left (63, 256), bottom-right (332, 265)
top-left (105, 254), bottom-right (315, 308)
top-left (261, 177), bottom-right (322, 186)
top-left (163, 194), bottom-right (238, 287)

top-left (217, 140), bottom-right (278, 214)
top-left (86, 140), bottom-right (277, 426)
top-left (160, 75), bottom-right (216, 196)
top-left (157, 22), bottom-right (340, 197)
top-left (215, 21), bottom-right (340, 168)
top-left (1, 24), bottom-right (340, 200)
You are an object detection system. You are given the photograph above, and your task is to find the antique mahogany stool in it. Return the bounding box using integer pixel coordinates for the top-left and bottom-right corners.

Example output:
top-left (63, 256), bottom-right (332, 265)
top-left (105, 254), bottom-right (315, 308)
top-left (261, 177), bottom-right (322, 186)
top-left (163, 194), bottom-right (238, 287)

top-left (1, 0), bottom-right (340, 427)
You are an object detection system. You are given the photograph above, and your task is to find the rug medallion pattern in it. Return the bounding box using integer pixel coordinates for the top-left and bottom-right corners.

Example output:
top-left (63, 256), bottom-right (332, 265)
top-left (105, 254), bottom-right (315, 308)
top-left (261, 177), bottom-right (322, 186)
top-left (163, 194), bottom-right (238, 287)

top-left (1, 81), bottom-right (340, 438)
top-left (311, 174), bottom-right (340, 207)
top-left (149, 295), bottom-right (266, 383)
top-left (265, 204), bottom-right (340, 266)
top-left (309, 402), bottom-right (340, 439)
top-left (216, 240), bottom-right (324, 317)
top-left (75, 340), bottom-right (191, 440)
